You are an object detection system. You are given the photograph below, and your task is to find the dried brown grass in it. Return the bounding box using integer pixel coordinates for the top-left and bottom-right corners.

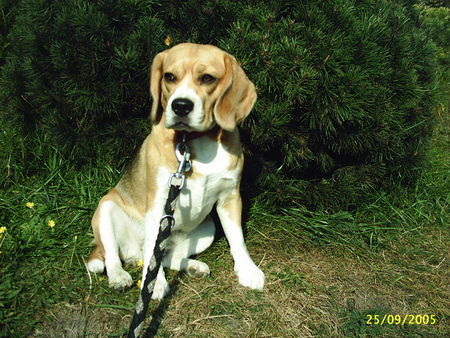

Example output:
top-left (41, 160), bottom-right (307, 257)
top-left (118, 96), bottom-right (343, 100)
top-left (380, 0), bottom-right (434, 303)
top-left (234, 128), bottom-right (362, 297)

top-left (34, 226), bottom-right (448, 337)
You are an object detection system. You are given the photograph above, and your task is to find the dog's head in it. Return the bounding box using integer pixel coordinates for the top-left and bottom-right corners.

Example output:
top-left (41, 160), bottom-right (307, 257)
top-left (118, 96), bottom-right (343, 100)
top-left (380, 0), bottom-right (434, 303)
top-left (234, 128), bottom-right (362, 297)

top-left (150, 43), bottom-right (256, 132)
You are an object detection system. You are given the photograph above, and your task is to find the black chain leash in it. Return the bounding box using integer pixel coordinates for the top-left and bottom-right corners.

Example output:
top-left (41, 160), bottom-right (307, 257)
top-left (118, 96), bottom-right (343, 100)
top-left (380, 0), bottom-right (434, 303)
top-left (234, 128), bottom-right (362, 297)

top-left (127, 136), bottom-right (191, 338)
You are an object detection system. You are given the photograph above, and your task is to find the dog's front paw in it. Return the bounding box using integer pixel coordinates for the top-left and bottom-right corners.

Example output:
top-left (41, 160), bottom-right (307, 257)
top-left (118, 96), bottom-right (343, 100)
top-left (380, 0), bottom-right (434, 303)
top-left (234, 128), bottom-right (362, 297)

top-left (108, 269), bottom-right (133, 289)
top-left (151, 276), bottom-right (169, 300)
top-left (235, 262), bottom-right (265, 291)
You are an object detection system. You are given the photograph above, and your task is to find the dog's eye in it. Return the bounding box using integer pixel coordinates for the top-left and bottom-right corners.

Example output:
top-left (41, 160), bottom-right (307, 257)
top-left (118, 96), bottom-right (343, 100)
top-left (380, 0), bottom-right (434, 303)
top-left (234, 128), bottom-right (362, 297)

top-left (200, 74), bottom-right (216, 84)
top-left (164, 72), bottom-right (176, 82)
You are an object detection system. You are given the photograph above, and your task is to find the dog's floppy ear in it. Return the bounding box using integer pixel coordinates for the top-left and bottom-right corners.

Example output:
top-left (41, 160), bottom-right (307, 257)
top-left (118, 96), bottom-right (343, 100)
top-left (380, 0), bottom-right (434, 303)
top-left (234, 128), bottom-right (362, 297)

top-left (214, 53), bottom-right (257, 131)
top-left (150, 51), bottom-right (166, 123)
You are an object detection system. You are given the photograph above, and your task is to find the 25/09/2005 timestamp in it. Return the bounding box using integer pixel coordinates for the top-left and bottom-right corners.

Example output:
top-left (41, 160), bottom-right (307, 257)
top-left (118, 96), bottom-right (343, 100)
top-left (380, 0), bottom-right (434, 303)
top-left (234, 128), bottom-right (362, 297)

top-left (366, 314), bottom-right (437, 325)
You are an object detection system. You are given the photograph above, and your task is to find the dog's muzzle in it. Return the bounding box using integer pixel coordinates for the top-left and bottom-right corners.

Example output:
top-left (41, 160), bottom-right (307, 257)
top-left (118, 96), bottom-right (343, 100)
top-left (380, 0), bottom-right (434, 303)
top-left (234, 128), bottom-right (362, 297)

top-left (166, 86), bottom-right (205, 131)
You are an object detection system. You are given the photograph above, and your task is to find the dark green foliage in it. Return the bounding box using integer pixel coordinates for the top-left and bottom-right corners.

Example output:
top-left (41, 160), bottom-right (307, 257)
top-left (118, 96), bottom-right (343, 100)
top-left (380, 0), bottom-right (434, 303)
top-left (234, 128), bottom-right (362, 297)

top-left (231, 0), bottom-right (438, 209)
top-left (0, 0), bottom-right (440, 210)
top-left (419, 0), bottom-right (449, 8)
top-left (420, 6), bottom-right (449, 90)
top-left (151, 0), bottom-right (240, 44)
top-left (0, 0), bottom-right (20, 63)
top-left (0, 0), bottom-right (166, 182)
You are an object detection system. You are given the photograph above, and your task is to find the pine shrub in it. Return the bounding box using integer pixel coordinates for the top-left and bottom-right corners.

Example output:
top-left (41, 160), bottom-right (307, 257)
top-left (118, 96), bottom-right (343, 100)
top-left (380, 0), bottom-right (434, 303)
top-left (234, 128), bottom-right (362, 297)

top-left (0, 0), bottom-right (440, 210)
top-left (0, 0), bottom-right (19, 64)
top-left (420, 5), bottom-right (449, 87)
top-left (420, 0), bottom-right (449, 8)
top-left (224, 0), bottom-right (439, 209)
top-left (0, 1), bottom-right (162, 182)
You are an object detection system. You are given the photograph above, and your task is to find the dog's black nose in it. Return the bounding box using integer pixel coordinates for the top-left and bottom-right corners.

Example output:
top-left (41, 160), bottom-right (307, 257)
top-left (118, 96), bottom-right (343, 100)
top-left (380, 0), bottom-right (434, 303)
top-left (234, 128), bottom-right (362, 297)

top-left (172, 98), bottom-right (194, 117)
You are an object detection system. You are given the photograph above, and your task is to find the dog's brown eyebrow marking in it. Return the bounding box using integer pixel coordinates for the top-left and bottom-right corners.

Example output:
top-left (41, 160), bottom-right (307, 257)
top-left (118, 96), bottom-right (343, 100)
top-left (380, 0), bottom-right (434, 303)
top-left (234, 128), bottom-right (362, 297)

top-left (197, 64), bottom-right (206, 73)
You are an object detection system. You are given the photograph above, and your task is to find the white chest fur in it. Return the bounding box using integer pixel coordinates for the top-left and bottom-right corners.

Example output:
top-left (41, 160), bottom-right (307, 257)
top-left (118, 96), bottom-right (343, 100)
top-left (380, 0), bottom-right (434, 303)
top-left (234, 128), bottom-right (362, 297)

top-left (157, 136), bottom-right (240, 232)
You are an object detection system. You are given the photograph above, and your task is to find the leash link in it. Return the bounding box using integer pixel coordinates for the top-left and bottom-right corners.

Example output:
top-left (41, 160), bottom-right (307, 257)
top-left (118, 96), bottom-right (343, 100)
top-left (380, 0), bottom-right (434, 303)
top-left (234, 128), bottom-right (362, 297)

top-left (168, 134), bottom-right (192, 190)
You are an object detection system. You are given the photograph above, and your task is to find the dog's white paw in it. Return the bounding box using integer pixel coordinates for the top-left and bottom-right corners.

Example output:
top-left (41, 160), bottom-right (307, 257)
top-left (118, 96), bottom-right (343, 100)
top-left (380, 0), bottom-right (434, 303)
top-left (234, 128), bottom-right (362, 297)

top-left (186, 260), bottom-right (210, 278)
top-left (87, 258), bottom-right (105, 274)
top-left (151, 276), bottom-right (169, 300)
top-left (108, 269), bottom-right (133, 289)
top-left (235, 262), bottom-right (265, 291)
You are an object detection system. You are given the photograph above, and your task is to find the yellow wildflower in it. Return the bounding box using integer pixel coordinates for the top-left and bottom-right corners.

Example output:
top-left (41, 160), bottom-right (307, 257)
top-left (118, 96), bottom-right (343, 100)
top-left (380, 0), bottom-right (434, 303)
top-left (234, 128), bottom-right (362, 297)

top-left (26, 202), bottom-right (35, 208)
top-left (0, 226), bottom-right (6, 234)
top-left (164, 36), bottom-right (172, 46)
top-left (136, 280), bottom-right (142, 288)
top-left (47, 220), bottom-right (56, 228)
top-left (137, 259), bottom-right (144, 268)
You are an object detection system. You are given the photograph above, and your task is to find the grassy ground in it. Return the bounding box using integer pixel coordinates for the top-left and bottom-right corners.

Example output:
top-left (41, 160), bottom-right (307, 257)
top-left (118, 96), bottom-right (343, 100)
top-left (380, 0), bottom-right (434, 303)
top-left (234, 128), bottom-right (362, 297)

top-left (0, 105), bottom-right (448, 337)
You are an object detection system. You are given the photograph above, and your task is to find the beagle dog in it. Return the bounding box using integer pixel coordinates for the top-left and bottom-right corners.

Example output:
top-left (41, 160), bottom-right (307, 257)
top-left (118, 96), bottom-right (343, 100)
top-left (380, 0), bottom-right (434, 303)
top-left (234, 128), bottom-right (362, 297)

top-left (86, 43), bottom-right (265, 299)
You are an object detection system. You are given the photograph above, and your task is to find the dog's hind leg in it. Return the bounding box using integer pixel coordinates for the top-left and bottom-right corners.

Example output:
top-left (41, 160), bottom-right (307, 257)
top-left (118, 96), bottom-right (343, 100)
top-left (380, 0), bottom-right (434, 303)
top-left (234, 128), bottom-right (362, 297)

top-left (94, 199), bottom-right (133, 289)
top-left (87, 204), bottom-right (106, 273)
top-left (163, 216), bottom-right (216, 278)
top-left (87, 245), bottom-right (105, 273)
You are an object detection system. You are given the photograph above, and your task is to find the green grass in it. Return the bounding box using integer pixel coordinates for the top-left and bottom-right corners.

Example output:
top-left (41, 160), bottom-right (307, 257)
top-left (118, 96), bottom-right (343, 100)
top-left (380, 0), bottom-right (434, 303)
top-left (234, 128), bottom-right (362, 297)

top-left (0, 105), bottom-right (448, 336)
